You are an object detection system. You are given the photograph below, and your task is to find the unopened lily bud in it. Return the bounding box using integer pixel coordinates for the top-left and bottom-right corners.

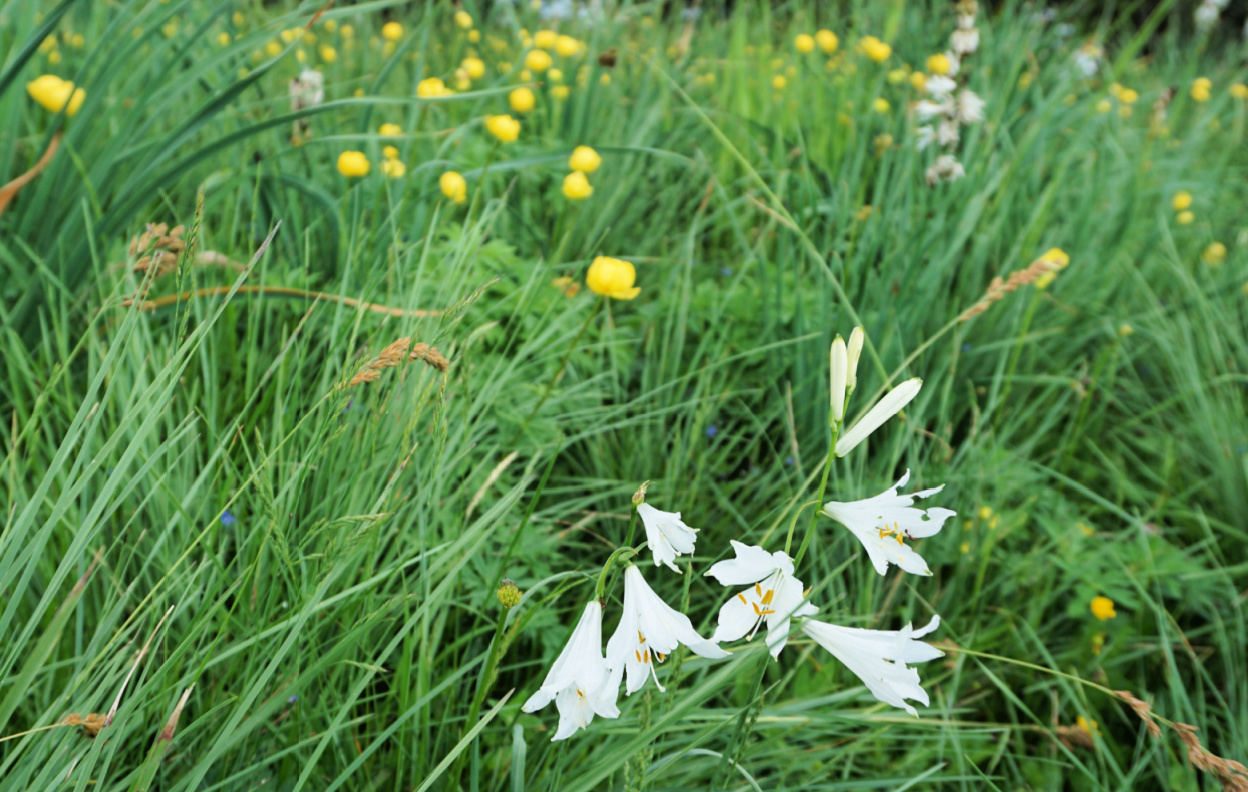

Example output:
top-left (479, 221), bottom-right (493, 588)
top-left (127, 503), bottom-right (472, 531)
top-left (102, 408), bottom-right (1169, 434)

top-left (829, 336), bottom-right (847, 422)
top-left (632, 480), bottom-right (650, 508)
top-left (497, 579), bottom-right (522, 609)
top-left (846, 326), bottom-right (864, 394)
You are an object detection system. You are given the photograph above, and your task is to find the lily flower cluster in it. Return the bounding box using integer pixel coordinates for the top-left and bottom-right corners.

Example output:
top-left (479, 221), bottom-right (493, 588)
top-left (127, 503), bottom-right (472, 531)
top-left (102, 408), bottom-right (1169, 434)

top-left (916, 0), bottom-right (985, 186)
top-left (523, 327), bottom-right (955, 740)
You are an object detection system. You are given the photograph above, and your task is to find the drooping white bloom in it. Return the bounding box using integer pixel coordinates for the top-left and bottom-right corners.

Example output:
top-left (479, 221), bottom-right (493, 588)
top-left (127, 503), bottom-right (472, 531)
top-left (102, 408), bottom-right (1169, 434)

top-left (705, 541), bottom-right (818, 658)
top-left (846, 327), bottom-right (864, 394)
top-left (606, 566), bottom-right (729, 695)
top-left (951, 27), bottom-right (979, 55)
top-left (522, 600), bottom-right (621, 740)
top-left (957, 90), bottom-right (986, 124)
top-left (916, 125), bottom-right (937, 151)
top-left (915, 98), bottom-right (950, 122)
top-left (822, 469), bottom-right (956, 576)
top-left (803, 616), bottom-right (943, 716)
top-left (834, 377), bottom-right (922, 457)
top-left (830, 336), bottom-right (848, 422)
top-left (943, 51), bottom-right (961, 77)
top-left (925, 154), bottom-right (966, 186)
top-left (637, 503), bottom-right (698, 573)
top-left (937, 118), bottom-right (960, 148)
top-left (924, 75), bottom-right (957, 100)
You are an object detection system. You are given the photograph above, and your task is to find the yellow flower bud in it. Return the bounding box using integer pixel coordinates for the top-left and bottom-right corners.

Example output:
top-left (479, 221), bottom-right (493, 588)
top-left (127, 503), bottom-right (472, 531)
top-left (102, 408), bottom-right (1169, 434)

top-left (815, 29), bottom-right (838, 54)
top-left (926, 53), bottom-right (951, 75)
top-left (1176, 210), bottom-right (1194, 225)
top-left (569, 145), bottom-right (601, 173)
top-left (416, 77), bottom-right (450, 98)
top-left (534, 30), bottom-right (557, 50)
top-left (439, 171), bottom-right (467, 203)
top-left (381, 21), bottom-right (402, 41)
top-left (771, 74), bottom-right (786, 90)
top-left (462, 57), bottom-right (485, 79)
top-left (1231, 83), bottom-right (1248, 100)
top-left (509, 86), bottom-right (536, 113)
top-left (455, 11), bottom-right (473, 30)
top-left (381, 158), bottom-right (406, 178)
top-left (1090, 596), bottom-right (1116, 621)
top-left (562, 171), bottom-right (593, 200)
top-left (320, 44), bottom-right (337, 62)
top-left (795, 34), bottom-right (815, 54)
top-left (383, 145), bottom-right (399, 159)
top-left (860, 36), bottom-right (891, 63)
top-left (586, 256), bottom-right (640, 300)
top-left (26, 74), bottom-right (85, 117)
top-left (525, 48), bottom-right (552, 72)
top-left (555, 35), bottom-right (580, 57)
top-left (872, 97), bottom-right (890, 113)
top-left (1202, 242), bottom-right (1226, 266)
top-left (484, 114), bottom-right (520, 142)
top-left (337, 151), bottom-right (370, 177)
top-left (552, 85), bottom-right (570, 100)
top-left (1172, 190), bottom-right (1192, 211)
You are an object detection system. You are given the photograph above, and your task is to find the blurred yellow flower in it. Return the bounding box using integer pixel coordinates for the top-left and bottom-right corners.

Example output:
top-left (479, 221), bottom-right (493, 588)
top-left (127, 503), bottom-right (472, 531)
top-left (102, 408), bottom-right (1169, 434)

top-left (1119, 88), bottom-right (1139, 104)
top-left (551, 276), bottom-right (580, 297)
top-left (586, 256), bottom-right (640, 300)
top-left (1118, 323), bottom-right (1134, 337)
top-left (381, 158), bottom-right (406, 178)
top-left (600, 72), bottom-right (611, 86)
top-left (380, 123), bottom-right (401, 136)
top-left (26, 75), bottom-right (85, 117)
top-left (549, 67), bottom-right (564, 82)
top-left (1177, 210), bottom-right (1194, 225)
top-left (382, 21), bottom-right (403, 41)
top-left (1090, 596), bottom-right (1117, 621)
top-left (302, 30), bottom-right (317, 45)
top-left (1172, 190), bottom-right (1192, 210)
top-left (280, 28), bottom-right (300, 44)
top-left (47, 50), bottom-right (62, 65)
top-left (926, 53), bottom-right (951, 75)
top-left (417, 77), bottom-right (452, 97)
top-left (265, 39), bottom-right (282, 57)
top-left (1191, 77), bottom-right (1211, 102)
top-left (1076, 715), bottom-right (1100, 736)
top-left (233, 11), bottom-right (245, 26)
top-left (534, 29), bottom-right (558, 50)
top-left (562, 171), bottom-right (593, 200)
top-left (772, 74), bottom-right (786, 90)
top-left (795, 34), bottom-right (815, 54)
top-left (1018, 71), bottom-right (1033, 89)
top-left (1118, 105), bottom-right (1132, 118)
top-left (217, 32), bottom-right (232, 46)
top-left (462, 57), bottom-right (485, 79)
top-left (887, 68), bottom-right (907, 84)
top-left (383, 145), bottom-right (399, 159)
top-left (337, 151), bottom-right (370, 177)
top-left (520, 69), bottom-right (533, 81)
top-left (872, 97), bottom-right (890, 113)
top-left (552, 85), bottom-right (570, 99)
top-left (1232, 83), bottom-right (1248, 100)
top-left (510, 86), bottom-right (536, 112)
top-left (455, 11), bottom-right (473, 30)
top-left (525, 48), bottom-right (552, 72)
top-left (1203, 242), bottom-right (1226, 265)
top-left (440, 171), bottom-right (467, 203)
top-left (320, 45), bottom-right (337, 63)
top-left (569, 145), bottom-right (601, 173)
top-left (816, 29), bottom-right (838, 54)
top-left (860, 36), bottom-right (891, 63)
top-left (341, 24), bottom-right (354, 38)
top-left (485, 114), bottom-right (521, 142)
top-left (555, 35), bottom-right (580, 57)
top-left (910, 71), bottom-right (927, 91)
top-left (1095, 99), bottom-right (1112, 113)
top-left (323, 19), bottom-right (336, 33)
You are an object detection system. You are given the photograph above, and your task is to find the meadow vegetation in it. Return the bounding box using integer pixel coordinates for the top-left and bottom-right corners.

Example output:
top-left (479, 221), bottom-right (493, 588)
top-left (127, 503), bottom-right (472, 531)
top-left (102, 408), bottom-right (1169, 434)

top-left (1, 0), bottom-right (1247, 789)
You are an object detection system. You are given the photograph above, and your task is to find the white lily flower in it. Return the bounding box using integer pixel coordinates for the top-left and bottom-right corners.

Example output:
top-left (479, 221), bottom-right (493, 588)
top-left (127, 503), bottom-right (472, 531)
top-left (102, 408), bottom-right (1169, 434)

top-left (705, 541), bottom-right (818, 658)
top-left (637, 503), bottom-right (698, 573)
top-left (822, 469), bottom-right (956, 576)
top-left (522, 600), bottom-right (622, 740)
top-left (957, 90), bottom-right (986, 124)
top-left (606, 566), bottom-right (729, 695)
top-left (802, 615), bottom-right (943, 716)
top-left (834, 377), bottom-right (922, 457)
top-left (830, 336), bottom-right (848, 422)
top-left (846, 327), bottom-right (864, 394)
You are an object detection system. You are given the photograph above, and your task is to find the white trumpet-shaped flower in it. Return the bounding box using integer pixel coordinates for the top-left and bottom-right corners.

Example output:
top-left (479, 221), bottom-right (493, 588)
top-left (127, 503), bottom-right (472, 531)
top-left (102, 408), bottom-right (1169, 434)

top-left (830, 336), bottom-right (848, 422)
top-left (846, 327), bottom-right (864, 394)
top-left (803, 615), bottom-right (943, 716)
top-left (834, 378), bottom-right (922, 457)
top-left (637, 503), bottom-right (698, 573)
top-left (822, 469), bottom-right (956, 576)
top-left (606, 565), bottom-right (729, 695)
top-left (522, 600), bottom-right (622, 740)
top-left (705, 541), bottom-right (817, 658)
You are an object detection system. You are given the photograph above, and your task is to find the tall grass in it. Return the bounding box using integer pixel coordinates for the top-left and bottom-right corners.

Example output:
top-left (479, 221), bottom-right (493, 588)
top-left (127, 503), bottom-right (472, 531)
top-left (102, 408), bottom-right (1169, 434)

top-left (1, 0), bottom-right (1245, 789)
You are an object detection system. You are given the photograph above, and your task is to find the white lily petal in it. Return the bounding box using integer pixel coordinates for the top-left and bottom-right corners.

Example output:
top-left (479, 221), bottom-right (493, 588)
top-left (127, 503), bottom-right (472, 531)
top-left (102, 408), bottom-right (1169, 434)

top-left (835, 378), bottom-right (922, 457)
top-left (822, 469), bottom-right (956, 576)
top-left (704, 540), bottom-right (787, 586)
top-left (524, 600), bottom-right (620, 741)
top-left (637, 503), bottom-right (699, 573)
top-left (803, 615), bottom-right (943, 717)
top-left (830, 336), bottom-right (848, 422)
top-left (708, 547), bottom-right (815, 659)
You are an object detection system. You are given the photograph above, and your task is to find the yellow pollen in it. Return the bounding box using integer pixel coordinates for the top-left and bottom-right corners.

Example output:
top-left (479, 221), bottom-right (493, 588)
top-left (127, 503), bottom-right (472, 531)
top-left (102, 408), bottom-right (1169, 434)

top-left (737, 593), bottom-right (747, 605)
top-left (635, 649), bottom-right (642, 663)
top-left (761, 589), bottom-right (774, 605)
top-left (643, 649), bottom-right (650, 663)
top-left (638, 630), bottom-right (645, 643)
top-left (752, 602), bottom-right (762, 616)
top-left (755, 583), bottom-right (762, 596)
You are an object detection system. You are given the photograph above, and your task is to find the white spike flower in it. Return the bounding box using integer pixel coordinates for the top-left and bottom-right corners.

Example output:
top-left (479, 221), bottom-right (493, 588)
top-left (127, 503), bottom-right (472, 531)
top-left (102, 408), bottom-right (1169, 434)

top-left (637, 503), bottom-right (698, 573)
top-left (522, 600), bottom-right (622, 740)
top-left (606, 566), bottom-right (729, 695)
top-left (925, 75), bottom-right (957, 99)
top-left (802, 615), bottom-right (943, 716)
top-left (705, 541), bottom-right (818, 658)
top-left (834, 378), bottom-right (922, 457)
top-left (956, 90), bottom-right (986, 124)
top-left (830, 336), bottom-right (848, 422)
top-left (822, 470), bottom-right (956, 576)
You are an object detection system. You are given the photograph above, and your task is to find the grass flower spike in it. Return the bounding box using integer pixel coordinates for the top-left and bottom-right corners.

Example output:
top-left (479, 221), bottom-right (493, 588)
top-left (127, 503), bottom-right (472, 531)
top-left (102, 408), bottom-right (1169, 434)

top-left (586, 256), bottom-right (640, 300)
top-left (637, 503), bottom-right (698, 572)
top-left (27, 75), bottom-right (85, 117)
top-left (822, 470), bottom-right (956, 576)
top-left (521, 601), bottom-right (621, 740)
top-left (705, 541), bottom-right (817, 658)
top-left (802, 616), bottom-right (943, 716)
top-left (834, 378), bottom-right (922, 456)
top-left (606, 566), bottom-right (729, 695)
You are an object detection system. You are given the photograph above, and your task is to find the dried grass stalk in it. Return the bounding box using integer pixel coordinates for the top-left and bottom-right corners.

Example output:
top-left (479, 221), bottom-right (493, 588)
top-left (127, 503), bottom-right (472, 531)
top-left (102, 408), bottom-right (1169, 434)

top-left (959, 249), bottom-right (1069, 321)
top-left (58, 713), bottom-right (106, 738)
top-left (1114, 689), bottom-right (1162, 738)
top-left (1173, 723), bottom-right (1248, 792)
top-left (348, 337), bottom-right (449, 387)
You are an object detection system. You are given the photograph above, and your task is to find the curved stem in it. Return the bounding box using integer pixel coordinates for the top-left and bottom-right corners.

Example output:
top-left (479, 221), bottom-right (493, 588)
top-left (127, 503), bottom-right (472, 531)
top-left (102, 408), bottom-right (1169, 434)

top-left (793, 421), bottom-right (839, 568)
top-left (595, 543), bottom-right (645, 600)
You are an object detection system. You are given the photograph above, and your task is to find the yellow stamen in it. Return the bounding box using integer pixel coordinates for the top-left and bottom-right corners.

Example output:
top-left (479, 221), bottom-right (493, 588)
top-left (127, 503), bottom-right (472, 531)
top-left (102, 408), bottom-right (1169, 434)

top-left (638, 630), bottom-right (645, 643)
top-left (635, 649), bottom-right (642, 663)
top-left (737, 593), bottom-right (747, 605)
top-left (761, 589), bottom-right (774, 605)
top-left (754, 583), bottom-right (762, 596)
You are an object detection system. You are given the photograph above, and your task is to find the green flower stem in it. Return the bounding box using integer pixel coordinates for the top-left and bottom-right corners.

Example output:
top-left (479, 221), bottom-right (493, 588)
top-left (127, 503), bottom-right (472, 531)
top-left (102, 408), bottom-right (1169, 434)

top-left (792, 421), bottom-right (840, 568)
top-left (595, 539), bottom-right (645, 601)
top-left (449, 601), bottom-right (512, 790)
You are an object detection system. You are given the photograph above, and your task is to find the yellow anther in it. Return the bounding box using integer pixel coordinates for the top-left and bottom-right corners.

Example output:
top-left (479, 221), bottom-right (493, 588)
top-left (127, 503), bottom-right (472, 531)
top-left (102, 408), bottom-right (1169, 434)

top-left (737, 593), bottom-right (747, 605)
top-left (635, 650), bottom-right (642, 663)
top-left (751, 602), bottom-right (762, 616)
top-left (643, 649), bottom-right (650, 663)
top-left (638, 630), bottom-right (645, 643)
top-left (755, 583), bottom-right (762, 596)
top-left (761, 589), bottom-right (775, 605)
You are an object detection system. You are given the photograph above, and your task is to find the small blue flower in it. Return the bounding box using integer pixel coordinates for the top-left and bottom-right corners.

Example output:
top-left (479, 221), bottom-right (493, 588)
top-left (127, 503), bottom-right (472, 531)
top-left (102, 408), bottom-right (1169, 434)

top-left (220, 510), bottom-right (236, 526)
top-left (961, 343), bottom-right (972, 352)
top-left (720, 267), bottom-right (733, 276)
top-left (706, 425), bottom-right (718, 438)
top-left (288, 695), bottom-right (299, 705)
top-left (785, 455), bottom-right (795, 466)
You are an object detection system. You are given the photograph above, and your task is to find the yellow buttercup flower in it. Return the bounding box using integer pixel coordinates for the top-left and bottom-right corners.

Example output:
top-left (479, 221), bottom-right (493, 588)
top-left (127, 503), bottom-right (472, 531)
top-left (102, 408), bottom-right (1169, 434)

top-left (383, 145), bottom-right (399, 159)
top-left (534, 29), bottom-right (557, 50)
top-left (562, 171), bottom-right (593, 200)
top-left (509, 86), bottom-right (536, 113)
top-left (1203, 242), bottom-right (1226, 266)
top-left (340, 24), bottom-right (354, 39)
top-left (265, 39), bottom-right (282, 57)
top-left (1177, 210), bottom-right (1194, 225)
top-left (887, 68), bottom-right (907, 84)
top-left (1231, 83), bottom-right (1248, 100)
top-left (771, 74), bottom-right (786, 90)
top-left (795, 34), bottom-right (815, 54)
top-left (233, 11), bottom-right (245, 26)
top-left (217, 32), bottom-right (232, 46)
top-left (926, 53), bottom-right (951, 75)
top-left (1095, 99), bottom-right (1112, 114)
top-left (381, 21), bottom-right (403, 41)
top-left (909, 71), bottom-right (927, 91)
top-left (440, 171), bottom-right (467, 203)
top-left (1119, 88), bottom-right (1139, 104)
top-left (320, 44), bottom-right (337, 63)
top-left (1191, 77), bottom-right (1211, 102)
top-left (26, 75), bottom-right (85, 117)
top-left (872, 97), bottom-right (890, 113)
top-left (280, 28), bottom-right (300, 44)
top-left (552, 85), bottom-right (570, 100)
top-left (417, 77), bottom-right (452, 97)
top-left (586, 256), bottom-right (640, 300)
top-left (454, 11), bottom-right (473, 30)
top-left (337, 151), bottom-right (370, 177)
top-left (860, 36), bottom-right (891, 63)
top-left (323, 19), bottom-right (337, 33)
top-left (380, 123), bottom-right (401, 137)
top-left (484, 114), bottom-right (520, 142)
top-left (815, 29), bottom-right (838, 54)
top-left (555, 35), bottom-right (580, 57)
top-left (525, 48), bottom-right (552, 72)
top-left (462, 57), bottom-right (485, 80)
top-left (549, 68), bottom-right (564, 82)
top-left (468, 30), bottom-right (480, 43)
top-left (1090, 596), bottom-right (1117, 621)
top-left (381, 158), bottom-right (406, 178)
top-left (1172, 190), bottom-right (1192, 211)
top-left (569, 145), bottom-right (601, 173)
